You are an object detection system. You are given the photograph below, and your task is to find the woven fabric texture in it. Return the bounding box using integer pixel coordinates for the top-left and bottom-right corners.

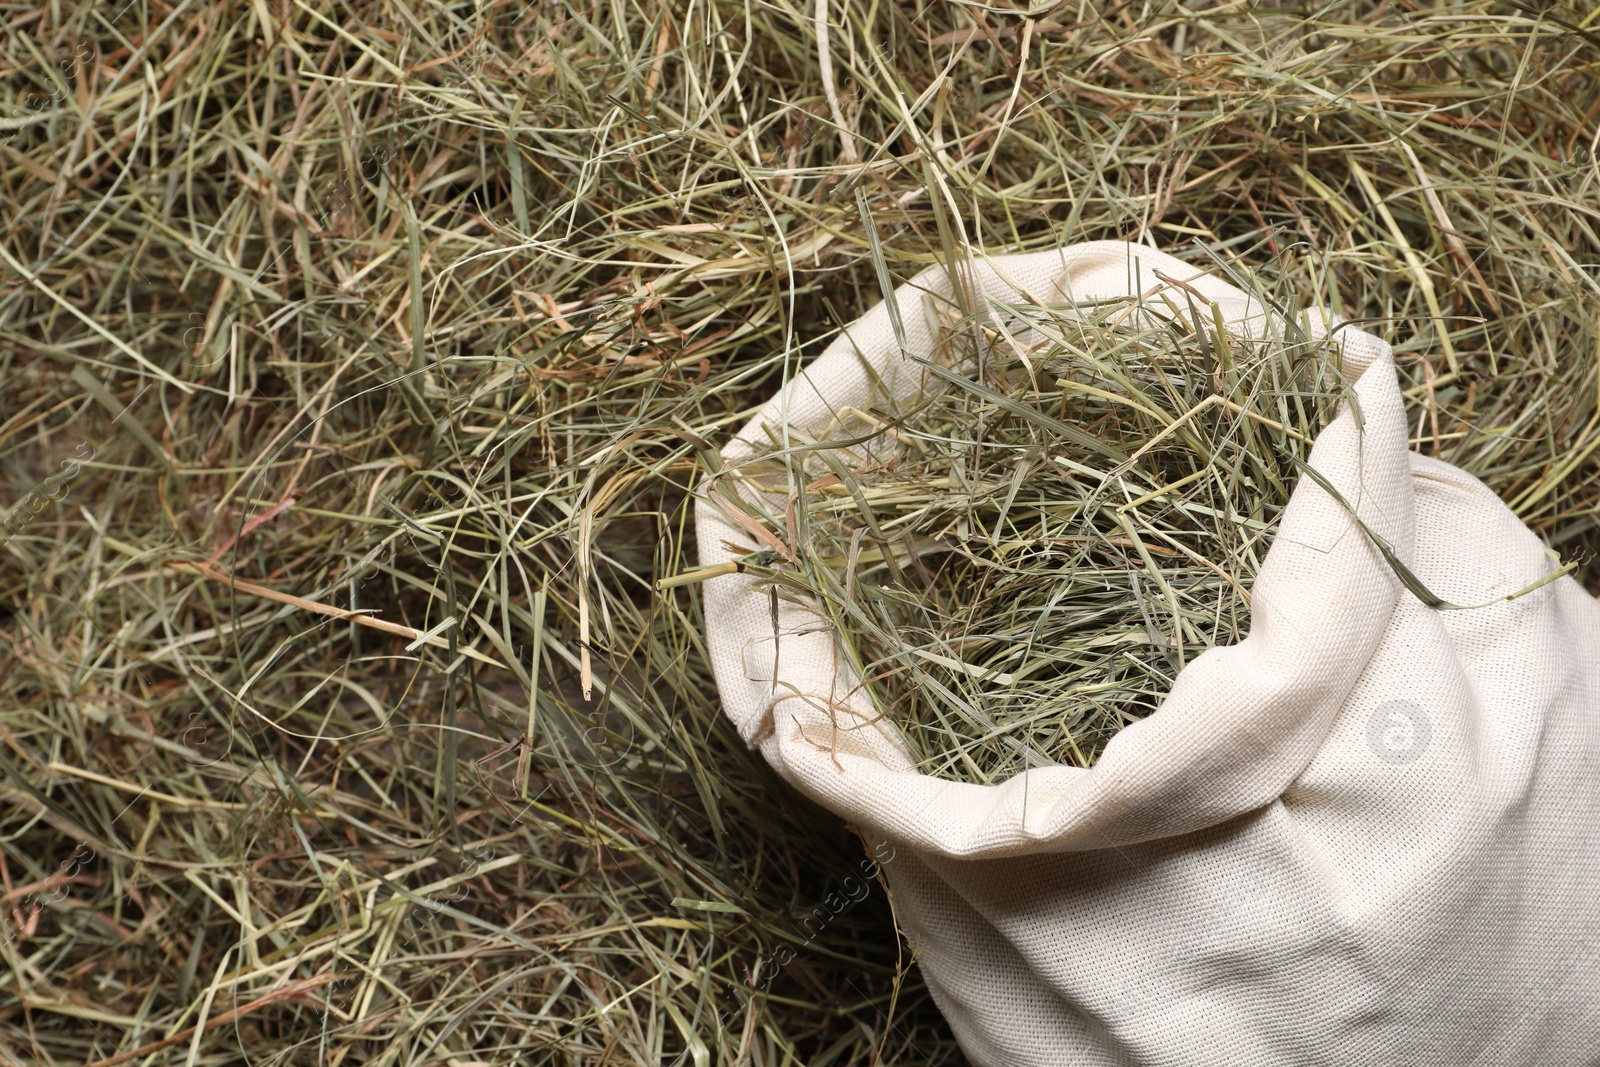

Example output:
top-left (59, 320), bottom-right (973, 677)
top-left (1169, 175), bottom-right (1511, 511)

top-left (694, 241), bottom-right (1600, 1065)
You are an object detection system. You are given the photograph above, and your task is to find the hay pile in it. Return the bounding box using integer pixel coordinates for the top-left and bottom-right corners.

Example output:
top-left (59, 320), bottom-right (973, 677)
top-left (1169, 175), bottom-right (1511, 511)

top-left (1, 0), bottom-right (1597, 1063)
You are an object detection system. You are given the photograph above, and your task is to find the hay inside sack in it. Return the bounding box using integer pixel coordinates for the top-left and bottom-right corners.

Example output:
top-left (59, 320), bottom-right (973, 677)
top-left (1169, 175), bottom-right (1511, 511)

top-left (740, 272), bottom-right (1357, 784)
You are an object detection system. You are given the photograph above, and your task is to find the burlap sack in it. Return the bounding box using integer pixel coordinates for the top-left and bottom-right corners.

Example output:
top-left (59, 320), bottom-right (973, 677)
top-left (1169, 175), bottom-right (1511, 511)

top-left (695, 241), bottom-right (1600, 1065)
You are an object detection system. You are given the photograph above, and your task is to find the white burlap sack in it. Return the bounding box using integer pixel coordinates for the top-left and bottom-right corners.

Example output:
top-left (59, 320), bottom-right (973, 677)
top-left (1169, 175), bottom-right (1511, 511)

top-left (694, 241), bottom-right (1600, 1065)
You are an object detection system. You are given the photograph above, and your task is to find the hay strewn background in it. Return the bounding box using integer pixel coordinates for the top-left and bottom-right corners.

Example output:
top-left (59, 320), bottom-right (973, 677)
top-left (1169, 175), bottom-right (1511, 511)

top-left (1, 0), bottom-right (1596, 1063)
